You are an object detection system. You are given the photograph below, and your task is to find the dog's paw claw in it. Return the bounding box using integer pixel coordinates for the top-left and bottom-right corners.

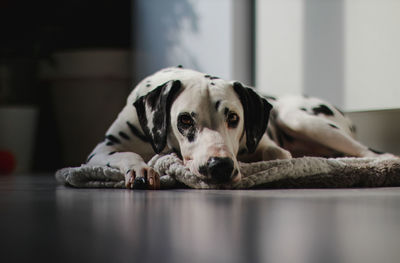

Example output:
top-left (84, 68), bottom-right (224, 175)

top-left (125, 166), bottom-right (160, 190)
top-left (133, 177), bottom-right (147, 189)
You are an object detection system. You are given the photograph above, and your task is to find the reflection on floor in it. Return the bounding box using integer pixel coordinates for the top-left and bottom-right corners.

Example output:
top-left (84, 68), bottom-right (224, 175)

top-left (1, 175), bottom-right (400, 263)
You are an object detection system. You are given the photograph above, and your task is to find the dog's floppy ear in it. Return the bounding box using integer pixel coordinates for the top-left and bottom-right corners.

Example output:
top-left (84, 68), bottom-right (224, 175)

top-left (233, 82), bottom-right (273, 153)
top-left (134, 80), bottom-right (182, 153)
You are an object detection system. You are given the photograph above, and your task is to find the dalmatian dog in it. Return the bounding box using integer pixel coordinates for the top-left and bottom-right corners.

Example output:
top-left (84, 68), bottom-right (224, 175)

top-left (86, 66), bottom-right (392, 189)
top-left (263, 95), bottom-right (394, 159)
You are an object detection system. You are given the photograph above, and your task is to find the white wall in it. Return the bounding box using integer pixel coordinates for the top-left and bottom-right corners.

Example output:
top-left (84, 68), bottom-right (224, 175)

top-left (132, 0), bottom-right (251, 84)
top-left (345, 0), bottom-right (400, 111)
top-left (256, 0), bottom-right (400, 111)
top-left (256, 0), bottom-right (304, 96)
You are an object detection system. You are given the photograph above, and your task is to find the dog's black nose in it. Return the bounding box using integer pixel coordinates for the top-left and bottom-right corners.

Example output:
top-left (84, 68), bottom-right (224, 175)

top-left (207, 157), bottom-right (234, 183)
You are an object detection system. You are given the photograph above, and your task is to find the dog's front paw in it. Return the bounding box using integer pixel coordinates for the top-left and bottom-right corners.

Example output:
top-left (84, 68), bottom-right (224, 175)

top-left (125, 165), bottom-right (160, 190)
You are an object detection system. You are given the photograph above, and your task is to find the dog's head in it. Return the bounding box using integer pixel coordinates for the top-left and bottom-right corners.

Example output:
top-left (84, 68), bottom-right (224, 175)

top-left (134, 78), bottom-right (272, 185)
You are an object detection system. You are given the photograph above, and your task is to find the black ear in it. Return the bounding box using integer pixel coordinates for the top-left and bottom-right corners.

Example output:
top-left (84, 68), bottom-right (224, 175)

top-left (134, 80), bottom-right (182, 153)
top-left (233, 82), bottom-right (273, 153)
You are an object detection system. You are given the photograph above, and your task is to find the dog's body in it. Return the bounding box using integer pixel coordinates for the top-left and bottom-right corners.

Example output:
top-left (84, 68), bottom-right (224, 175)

top-left (87, 67), bottom-right (392, 189)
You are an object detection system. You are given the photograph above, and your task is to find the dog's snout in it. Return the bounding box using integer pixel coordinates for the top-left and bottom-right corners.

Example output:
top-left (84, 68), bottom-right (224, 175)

top-left (207, 157), bottom-right (234, 183)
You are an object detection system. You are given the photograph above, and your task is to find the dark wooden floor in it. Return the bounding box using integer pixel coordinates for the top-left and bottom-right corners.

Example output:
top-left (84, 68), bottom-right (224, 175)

top-left (1, 175), bottom-right (400, 263)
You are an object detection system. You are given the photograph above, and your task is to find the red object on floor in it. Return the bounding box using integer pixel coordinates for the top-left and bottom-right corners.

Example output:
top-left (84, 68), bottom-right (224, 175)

top-left (0, 150), bottom-right (16, 174)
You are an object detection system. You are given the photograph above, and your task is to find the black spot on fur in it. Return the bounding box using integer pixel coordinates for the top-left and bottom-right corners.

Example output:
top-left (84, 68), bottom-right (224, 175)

top-left (126, 121), bottom-right (149, 142)
top-left (204, 74), bottom-right (219, 80)
top-left (146, 84), bottom-right (151, 87)
top-left (312, 104), bottom-right (334, 116)
top-left (108, 151), bottom-right (117, 155)
top-left (215, 100), bottom-right (221, 111)
top-left (264, 95), bottom-right (277, 101)
top-left (106, 141), bottom-right (114, 146)
top-left (300, 107), bottom-right (307, 112)
top-left (152, 112), bottom-right (165, 142)
top-left (187, 130), bottom-right (196, 142)
top-left (86, 153), bottom-right (95, 163)
top-left (369, 147), bottom-right (385, 155)
top-left (334, 106), bottom-right (345, 116)
top-left (329, 123), bottom-right (339, 129)
top-left (144, 89), bottom-right (160, 110)
top-left (177, 65), bottom-right (183, 68)
top-left (106, 134), bottom-right (121, 144)
top-left (233, 82), bottom-right (272, 153)
top-left (172, 148), bottom-right (183, 159)
top-left (119, 131), bottom-right (130, 140)
top-left (224, 107), bottom-right (229, 117)
top-left (177, 122), bottom-right (196, 143)
top-left (210, 82), bottom-right (215, 86)
top-left (135, 80), bottom-right (182, 153)
top-left (106, 163), bottom-right (111, 168)
top-left (198, 165), bottom-right (208, 176)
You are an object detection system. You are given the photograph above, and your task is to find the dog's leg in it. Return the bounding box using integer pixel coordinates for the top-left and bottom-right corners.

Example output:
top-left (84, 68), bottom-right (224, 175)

top-left (239, 134), bottom-right (292, 162)
top-left (85, 80), bottom-right (182, 189)
top-left (86, 142), bottom-right (160, 189)
top-left (277, 110), bottom-right (395, 158)
top-left (257, 135), bottom-right (292, 160)
top-left (86, 102), bottom-right (161, 190)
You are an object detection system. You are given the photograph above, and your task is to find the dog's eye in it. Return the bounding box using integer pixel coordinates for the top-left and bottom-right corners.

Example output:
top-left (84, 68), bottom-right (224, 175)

top-left (227, 112), bottom-right (239, 128)
top-left (178, 113), bottom-right (194, 128)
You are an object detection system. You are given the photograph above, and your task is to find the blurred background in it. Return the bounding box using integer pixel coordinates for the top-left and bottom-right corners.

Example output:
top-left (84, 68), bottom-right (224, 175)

top-left (0, 0), bottom-right (399, 174)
